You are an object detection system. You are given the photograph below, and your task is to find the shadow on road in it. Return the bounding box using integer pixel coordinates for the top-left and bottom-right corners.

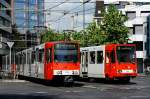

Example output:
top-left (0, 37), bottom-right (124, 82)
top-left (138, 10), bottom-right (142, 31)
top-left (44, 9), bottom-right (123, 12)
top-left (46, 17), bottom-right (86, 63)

top-left (77, 78), bottom-right (137, 85)
top-left (0, 94), bottom-right (63, 99)
top-left (18, 76), bottom-right (84, 87)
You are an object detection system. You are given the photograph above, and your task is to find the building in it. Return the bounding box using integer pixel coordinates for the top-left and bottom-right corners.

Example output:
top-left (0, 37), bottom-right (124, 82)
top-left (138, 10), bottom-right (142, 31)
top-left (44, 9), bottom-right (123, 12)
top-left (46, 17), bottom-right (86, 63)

top-left (95, 1), bottom-right (150, 73)
top-left (120, 4), bottom-right (150, 73)
top-left (13, 0), bottom-right (45, 47)
top-left (0, 0), bottom-right (12, 67)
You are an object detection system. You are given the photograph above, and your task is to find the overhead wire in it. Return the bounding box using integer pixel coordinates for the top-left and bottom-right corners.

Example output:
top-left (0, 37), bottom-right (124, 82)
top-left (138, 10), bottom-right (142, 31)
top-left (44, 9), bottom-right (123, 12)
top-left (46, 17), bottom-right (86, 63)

top-left (10, 0), bottom-right (94, 31)
top-left (46, 0), bottom-right (93, 23)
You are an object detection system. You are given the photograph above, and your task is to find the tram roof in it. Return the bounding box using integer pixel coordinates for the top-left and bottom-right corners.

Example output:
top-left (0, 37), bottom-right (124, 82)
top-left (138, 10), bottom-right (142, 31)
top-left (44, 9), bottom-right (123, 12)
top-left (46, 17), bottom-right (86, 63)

top-left (80, 45), bottom-right (105, 52)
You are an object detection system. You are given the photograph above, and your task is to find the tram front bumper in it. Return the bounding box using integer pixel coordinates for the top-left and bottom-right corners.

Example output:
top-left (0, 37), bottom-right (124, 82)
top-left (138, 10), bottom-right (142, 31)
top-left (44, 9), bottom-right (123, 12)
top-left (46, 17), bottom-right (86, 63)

top-left (53, 70), bottom-right (79, 75)
top-left (109, 69), bottom-right (137, 78)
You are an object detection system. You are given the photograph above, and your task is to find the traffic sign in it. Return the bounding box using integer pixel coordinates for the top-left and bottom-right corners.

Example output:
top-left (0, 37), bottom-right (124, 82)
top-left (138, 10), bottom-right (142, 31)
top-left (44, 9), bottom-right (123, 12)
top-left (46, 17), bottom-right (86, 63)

top-left (7, 42), bottom-right (14, 48)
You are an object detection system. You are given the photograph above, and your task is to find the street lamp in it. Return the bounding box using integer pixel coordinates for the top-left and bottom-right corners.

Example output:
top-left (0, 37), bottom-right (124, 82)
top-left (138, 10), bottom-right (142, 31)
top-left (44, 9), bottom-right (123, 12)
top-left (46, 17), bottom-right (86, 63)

top-left (7, 42), bottom-right (14, 72)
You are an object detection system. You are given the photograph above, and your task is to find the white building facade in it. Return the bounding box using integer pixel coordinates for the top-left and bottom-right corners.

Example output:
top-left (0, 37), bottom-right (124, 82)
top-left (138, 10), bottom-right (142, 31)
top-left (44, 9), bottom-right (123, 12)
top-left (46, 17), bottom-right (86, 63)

top-left (120, 4), bottom-right (150, 73)
top-left (95, 1), bottom-right (150, 73)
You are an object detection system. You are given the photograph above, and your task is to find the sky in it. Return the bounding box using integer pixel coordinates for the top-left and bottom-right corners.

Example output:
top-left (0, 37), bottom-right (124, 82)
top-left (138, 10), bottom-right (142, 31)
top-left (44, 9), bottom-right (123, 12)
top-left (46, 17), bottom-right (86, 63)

top-left (44, 0), bottom-right (95, 32)
top-left (44, 0), bottom-right (150, 32)
top-left (105, 0), bottom-right (150, 2)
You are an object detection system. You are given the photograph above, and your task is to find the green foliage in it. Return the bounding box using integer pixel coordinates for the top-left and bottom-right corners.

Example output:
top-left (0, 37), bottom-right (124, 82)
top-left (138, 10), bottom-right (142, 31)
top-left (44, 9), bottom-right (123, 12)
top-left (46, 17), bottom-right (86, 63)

top-left (40, 4), bottom-right (129, 46)
top-left (71, 31), bottom-right (85, 46)
top-left (40, 28), bottom-right (64, 43)
top-left (100, 4), bottom-right (129, 44)
top-left (85, 21), bottom-right (106, 46)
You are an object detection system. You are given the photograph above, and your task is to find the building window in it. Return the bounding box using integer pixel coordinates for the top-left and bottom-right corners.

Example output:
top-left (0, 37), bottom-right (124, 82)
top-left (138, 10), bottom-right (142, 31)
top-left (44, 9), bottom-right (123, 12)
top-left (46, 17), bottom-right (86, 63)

top-left (129, 27), bottom-right (134, 35)
top-left (133, 41), bottom-right (143, 51)
top-left (141, 12), bottom-right (150, 17)
top-left (134, 25), bottom-right (143, 34)
top-left (137, 58), bottom-right (143, 73)
top-left (126, 11), bottom-right (136, 20)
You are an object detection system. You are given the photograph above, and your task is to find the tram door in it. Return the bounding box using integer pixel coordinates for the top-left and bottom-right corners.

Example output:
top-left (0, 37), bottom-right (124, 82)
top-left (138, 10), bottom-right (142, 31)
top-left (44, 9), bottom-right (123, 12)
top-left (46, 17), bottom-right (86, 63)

top-left (81, 52), bottom-right (88, 77)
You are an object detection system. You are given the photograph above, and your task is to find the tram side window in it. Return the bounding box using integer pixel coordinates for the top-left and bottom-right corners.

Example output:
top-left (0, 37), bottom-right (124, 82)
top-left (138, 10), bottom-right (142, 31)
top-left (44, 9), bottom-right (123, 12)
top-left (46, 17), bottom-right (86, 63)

top-left (15, 55), bottom-right (18, 65)
top-left (20, 55), bottom-right (22, 65)
top-left (46, 48), bottom-right (52, 63)
top-left (23, 53), bottom-right (26, 64)
top-left (27, 53), bottom-right (31, 65)
top-left (97, 51), bottom-right (103, 63)
top-left (18, 55), bottom-right (21, 65)
top-left (90, 51), bottom-right (95, 64)
top-left (39, 49), bottom-right (44, 63)
top-left (31, 51), bottom-right (35, 64)
top-left (110, 50), bottom-right (115, 63)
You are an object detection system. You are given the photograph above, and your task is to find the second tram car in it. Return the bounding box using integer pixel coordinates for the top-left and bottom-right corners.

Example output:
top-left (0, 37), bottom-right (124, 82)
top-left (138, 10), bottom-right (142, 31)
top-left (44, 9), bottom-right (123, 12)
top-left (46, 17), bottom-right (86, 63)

top-left (2, 41), bottom-right (80, 83)
top-left (80, 44), bottom-right (137, 82)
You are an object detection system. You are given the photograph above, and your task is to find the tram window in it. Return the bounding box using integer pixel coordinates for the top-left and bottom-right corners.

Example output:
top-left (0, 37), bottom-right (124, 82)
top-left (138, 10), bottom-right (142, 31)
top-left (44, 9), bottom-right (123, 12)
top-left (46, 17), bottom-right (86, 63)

top-left (22, 53), bottom-right (26, 64)
top-left (18, 55), bottom-right (21, 65)
top-left (39, 49), bottom-right (44, 63)
top-left (106, 52), bottom-right (110, 63)
top-left (46, 48), bottom-right (52, 63)
top-left (15, 55), bottom-right (18, 64)
top-left (110, 50), bottom-right (115, 63)
top-left (31, 51), bottom-right (35, 64)
top-left (97, 51), bottom-right (103, 63)
top-left (90, 51), bottom-right (95, 64)
top-left (27, 53), bottom-right (30, 64)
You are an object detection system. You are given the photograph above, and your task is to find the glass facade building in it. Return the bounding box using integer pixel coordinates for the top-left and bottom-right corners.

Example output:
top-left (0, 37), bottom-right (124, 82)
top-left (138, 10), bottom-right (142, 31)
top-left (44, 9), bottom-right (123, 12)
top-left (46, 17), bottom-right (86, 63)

top-left (0, 0), bottom-right (12, 67)
top-left (14, 0), bottom-right (45, 47)
top-left (0, 0), bottom-right (12, 52)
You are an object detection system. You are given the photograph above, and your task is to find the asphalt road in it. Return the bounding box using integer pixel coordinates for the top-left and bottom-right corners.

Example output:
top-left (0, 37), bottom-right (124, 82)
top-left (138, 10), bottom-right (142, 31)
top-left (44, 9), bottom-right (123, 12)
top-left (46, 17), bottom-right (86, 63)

top-left (0, 76), bottom-right (150, 99)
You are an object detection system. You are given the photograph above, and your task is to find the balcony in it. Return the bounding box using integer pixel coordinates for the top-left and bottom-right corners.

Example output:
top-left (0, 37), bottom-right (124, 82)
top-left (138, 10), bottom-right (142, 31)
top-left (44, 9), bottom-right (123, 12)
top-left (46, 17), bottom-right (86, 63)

top-left (128, 34), bottom-right (147, 42)
top-left (0, 24), bottom-right (12, 33)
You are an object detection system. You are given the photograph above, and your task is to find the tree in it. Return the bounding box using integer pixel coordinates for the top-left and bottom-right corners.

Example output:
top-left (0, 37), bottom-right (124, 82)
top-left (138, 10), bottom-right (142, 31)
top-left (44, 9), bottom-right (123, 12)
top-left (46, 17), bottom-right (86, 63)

top-left (100, 4), bottom-right (129, 44)
top-left (71, 31), bottom-right (85, 46)
top-left (40, 28), bottom-right (64, 43)
top-left (85, 21), bottom-right (106, 46)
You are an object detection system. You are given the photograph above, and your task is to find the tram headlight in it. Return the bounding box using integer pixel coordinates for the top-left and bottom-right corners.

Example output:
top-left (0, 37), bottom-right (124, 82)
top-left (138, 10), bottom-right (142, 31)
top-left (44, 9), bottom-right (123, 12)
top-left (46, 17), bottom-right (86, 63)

top-left (117, 70), bottom-right (122, 73)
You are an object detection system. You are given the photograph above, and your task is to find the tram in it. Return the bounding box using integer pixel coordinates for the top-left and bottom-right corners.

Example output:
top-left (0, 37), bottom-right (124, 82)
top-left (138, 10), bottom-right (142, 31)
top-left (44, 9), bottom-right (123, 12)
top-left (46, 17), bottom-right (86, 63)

top-left (80, 44), bottom-right (137, 82)
top-left (2, 41), bottom-right (80, 83)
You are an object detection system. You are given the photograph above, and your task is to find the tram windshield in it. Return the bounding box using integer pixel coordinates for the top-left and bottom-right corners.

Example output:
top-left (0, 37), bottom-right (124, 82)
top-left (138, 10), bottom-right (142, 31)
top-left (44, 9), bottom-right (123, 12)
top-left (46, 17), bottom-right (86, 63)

top-left (117, 46), bottom-right (136, 63)
top-left (54, 43), bottom-right (78, 62)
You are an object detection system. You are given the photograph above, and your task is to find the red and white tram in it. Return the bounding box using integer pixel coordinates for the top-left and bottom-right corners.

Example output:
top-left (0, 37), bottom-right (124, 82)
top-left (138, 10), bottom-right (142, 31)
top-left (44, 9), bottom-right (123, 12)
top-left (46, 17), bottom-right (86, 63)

top-left (80, 44), bottom-right (137, 82)
top-left (3, 41), bottom-right (80, 83)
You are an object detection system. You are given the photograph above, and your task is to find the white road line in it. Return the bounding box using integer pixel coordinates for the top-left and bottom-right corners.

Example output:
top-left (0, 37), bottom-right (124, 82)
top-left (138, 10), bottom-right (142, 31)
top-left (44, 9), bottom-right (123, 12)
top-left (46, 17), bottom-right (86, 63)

top-left (0, 80), bottom-right (27, 82)
top-left (35, 92), bottom-right (48, 94)
top-left (82, 85), bottom-right (97, 89)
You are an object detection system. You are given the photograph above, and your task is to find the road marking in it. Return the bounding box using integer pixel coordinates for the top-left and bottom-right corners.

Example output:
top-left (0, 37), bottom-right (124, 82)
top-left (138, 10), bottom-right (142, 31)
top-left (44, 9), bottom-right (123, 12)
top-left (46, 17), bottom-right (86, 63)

top-left (19, 92), bottom-right (48, 95)
top-left (35, 92), bottom-right (48, 94)
top-left (0, 80), bottom-right (27, 82)
top-left (130, 96), bottom-right (150, 98)
top-left (65, 90), bottom-right (83, 93)
top-left (83, 85), bottom-right (97, 89)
